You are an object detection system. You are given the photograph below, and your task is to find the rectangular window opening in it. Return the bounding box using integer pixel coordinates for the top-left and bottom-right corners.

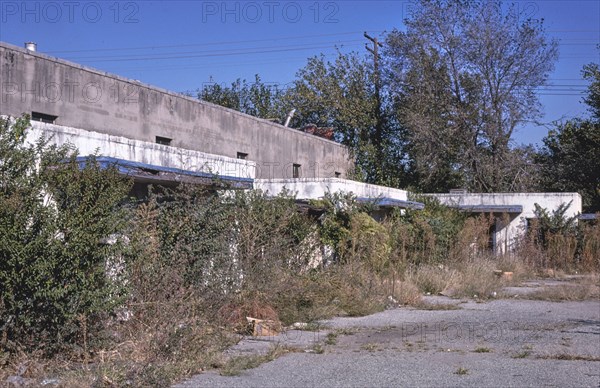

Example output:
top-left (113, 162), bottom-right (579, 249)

top-left (334, 171), bottom-right (341, 178)
top-left (155, 136), bottom-right (172, 146)
top-left (31, 112), bottom-right (57, 124)
top-left (293, 163), bottom-right (301, 178)
top-left (237, 152), bottom-right (248, 160)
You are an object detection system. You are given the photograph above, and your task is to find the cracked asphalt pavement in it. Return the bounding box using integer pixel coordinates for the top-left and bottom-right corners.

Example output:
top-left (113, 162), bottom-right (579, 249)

top-left (175, 285), bottom-right (600, 387)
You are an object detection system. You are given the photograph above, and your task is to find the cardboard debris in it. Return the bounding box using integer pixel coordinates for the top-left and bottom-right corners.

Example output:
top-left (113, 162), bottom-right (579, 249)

top-left (246, 316), bottom-right (281, 336)
top-left (494, 270), bottom-right (513, 281)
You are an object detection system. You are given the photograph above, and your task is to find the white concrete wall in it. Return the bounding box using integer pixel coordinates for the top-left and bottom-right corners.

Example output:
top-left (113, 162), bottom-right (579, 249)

top-left (254, 178), bottom-right (409, 201)
top-left (1, 42), bottom-right (352, 179)
top-left (428, 193), bottom-right (582, 253)
top-left (26, 121), bottom-right (256, 179)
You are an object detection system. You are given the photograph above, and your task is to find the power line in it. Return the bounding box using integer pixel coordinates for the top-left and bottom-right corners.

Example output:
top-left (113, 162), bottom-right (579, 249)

top-left (65, 40), bottom-right (363, 61)
top-left (46, 31), bottom-right (374, 54)
top-left (105, 53), bottom-right (346, 73)
top-left (71, 43), bottom-right (364, 63)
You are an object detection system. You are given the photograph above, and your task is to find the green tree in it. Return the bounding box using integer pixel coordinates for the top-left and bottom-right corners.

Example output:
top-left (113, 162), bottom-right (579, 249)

top-left (384, 0), bottom-right (558, 192)
top-left (282, 51), bottom-right (410, 187)
top-left (582, 63), bottom-right (600, 120)
top-left (0, 115), bottom-right (132, 353)
top-left (537, 63), bottom-right (600, 212)
top-left (538, 121), bottom-right (600, 212)
top-left (196, 52), bottom-right (411, 187)
top-left (198, 74), bottom-right (286, 121)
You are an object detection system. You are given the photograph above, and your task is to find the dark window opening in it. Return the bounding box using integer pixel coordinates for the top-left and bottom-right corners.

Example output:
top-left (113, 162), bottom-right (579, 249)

top-left (488, 221), bottom-right (497, 252)
top-left (155, 136), bottom-right (172, 146)
top-left (293, 163), bottom-right (301, 178)
top-left (334, 171), bottom-right (341, 178)
top-left (140, 167), bottom-right (160, 175)
top-left (31, 112), bottom-right (57, 124)
top-left (237, 152), bottom-right (248, 160)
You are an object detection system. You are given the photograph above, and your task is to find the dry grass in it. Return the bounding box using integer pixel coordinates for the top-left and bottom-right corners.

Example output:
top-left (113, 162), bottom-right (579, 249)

top-left (413, 301), bottom-right (462, 310)
top-left (452, 259), bottom-right (505, 299)
top-left (220, 344), bottom-right (297, 376)
top-left (405, 258), bottom-right (508, 300)
top-left (386, 278), bottom-right (423, 306)
top-left (360, 343), bottom-right (380, 352)
top-left (406, 265), bottom-right (459, 295)
top-left (454, 367), bottom-right (469, 375)
top-left (537, 353), bottom-right (600, 362)
top-left (526, 275), bottom-right (600, 301)
top-left (512, 350), bottom-right (532, 359)
top-left (494, 255), bottom-right (536, 282)
top-left (580, 221), bottom-right (600, 272)
top-left (0, 318), bottom-right (234, 386)
top-left (4, 198), bottom-right (598, 386)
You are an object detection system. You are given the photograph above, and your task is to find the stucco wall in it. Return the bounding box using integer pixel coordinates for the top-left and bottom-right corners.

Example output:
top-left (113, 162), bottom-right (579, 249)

top-left (25, 120), bottom-right (255, 179)
top-left (428, 193), bottom-right (582, 253)
top-left (0, 42), bottom-right (352, 179)
top-left (255, 178), bottom-right (409, 201)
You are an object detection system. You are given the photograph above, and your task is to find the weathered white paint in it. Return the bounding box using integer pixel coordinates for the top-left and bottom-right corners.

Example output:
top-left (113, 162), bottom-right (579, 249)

top-left (25, 120), bottom-right (256, 179)
top-left (254, 178), bottom-right (409, 201)
top-left (427, 192), bottom-right (583, 253)
top-left (1, 41), bottom-right (352, 179)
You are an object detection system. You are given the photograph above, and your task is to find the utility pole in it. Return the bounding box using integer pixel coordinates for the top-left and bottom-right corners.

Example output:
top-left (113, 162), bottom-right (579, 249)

top-left (364, 32), bottom-right (384, 183)
top-left (364, 32), bottom-right (383, 96)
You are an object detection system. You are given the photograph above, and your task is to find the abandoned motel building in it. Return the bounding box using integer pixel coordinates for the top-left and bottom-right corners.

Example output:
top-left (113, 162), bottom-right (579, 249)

top-left (0, 41), bottom-right (593, 254)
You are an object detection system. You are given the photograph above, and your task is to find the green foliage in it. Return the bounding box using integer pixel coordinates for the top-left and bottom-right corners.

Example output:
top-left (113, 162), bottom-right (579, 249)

top-left (532, 201), bottom-right (577, 248)
top-left (282, 51), bottom-right (410, 186)
top-left (582, 62), bottom-right (600, 121)
top-left (196, 51), bottom-right (411, 188)
top-left (194, 1), bottom-right (562, 194)
top-left (384, 0), bottom-right (557, 192)
top-left (225, 189), bottom-right (314, 289)
top-left (198, 74), bottom-right (286, 121)
top-left (389, 196), bottom-right (466, 265)
top-left (538, 63), bottom-right (600, 212)
top-left (129, 186), bottom-right (313, 304)
top-left (346, 212), bottom-right (391, 273)
top-left (0, 115), bottom-right (132, 354)
top-left (311, 192), bottom-right (387, 266)
top-left (312, 192), bottom-right (357, 250)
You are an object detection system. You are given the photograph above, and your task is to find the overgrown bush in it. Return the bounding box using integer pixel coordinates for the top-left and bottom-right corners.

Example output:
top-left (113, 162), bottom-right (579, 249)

top-left (388, 196), bottom-right (466, 267)
top-left (579, 219), bottom-right (600, 271)
top-left (0, 115), bottom-right (132, 354)
top-left (524, 202), bottom-right (600, 272)
top-left (2, 116), bottom-right (598, 386)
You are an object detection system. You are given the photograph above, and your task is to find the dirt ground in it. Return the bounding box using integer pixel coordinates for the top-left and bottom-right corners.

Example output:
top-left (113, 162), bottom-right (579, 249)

top-left (175, 277), bottom-right (600, 387)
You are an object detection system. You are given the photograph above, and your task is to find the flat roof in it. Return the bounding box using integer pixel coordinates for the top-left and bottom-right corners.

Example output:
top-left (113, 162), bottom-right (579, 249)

top-left (0, 41), bottom-right (343, 147)
top-left (75, 156), bottom-right (253, 189)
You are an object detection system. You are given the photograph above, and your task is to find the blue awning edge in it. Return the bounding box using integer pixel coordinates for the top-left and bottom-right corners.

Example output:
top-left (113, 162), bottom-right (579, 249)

top-left (74, 156), bottom-right (254, 189)
top-left (356, 197), bottom-right (425, 210)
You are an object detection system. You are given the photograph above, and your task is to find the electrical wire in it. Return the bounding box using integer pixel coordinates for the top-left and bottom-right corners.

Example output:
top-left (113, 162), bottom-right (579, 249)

top-left (46, 31), bottom-right (378, 54)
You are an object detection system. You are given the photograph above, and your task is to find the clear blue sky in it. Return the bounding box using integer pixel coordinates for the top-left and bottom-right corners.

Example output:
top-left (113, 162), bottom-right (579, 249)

top-left (1, 0), bottom-right (598, 146)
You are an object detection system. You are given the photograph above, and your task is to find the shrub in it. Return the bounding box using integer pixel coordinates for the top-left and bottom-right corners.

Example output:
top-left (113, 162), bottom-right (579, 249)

top-left (0, 115), bottom-right (132, 354)
top-left (388, 196), bottom-right (466, 266)
top-left (579, 220), bottom-right (600, 271)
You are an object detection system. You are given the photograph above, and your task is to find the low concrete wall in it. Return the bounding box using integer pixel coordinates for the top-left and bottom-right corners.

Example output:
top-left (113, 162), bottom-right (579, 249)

top-left (26, 120), bottom-right (256, 179)
top-left (254, 178), bottom-right (409, 201)
top-left (0, 41), bottom-right (352, 179)
top-left (428, 193), bottom-right (582, 253)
